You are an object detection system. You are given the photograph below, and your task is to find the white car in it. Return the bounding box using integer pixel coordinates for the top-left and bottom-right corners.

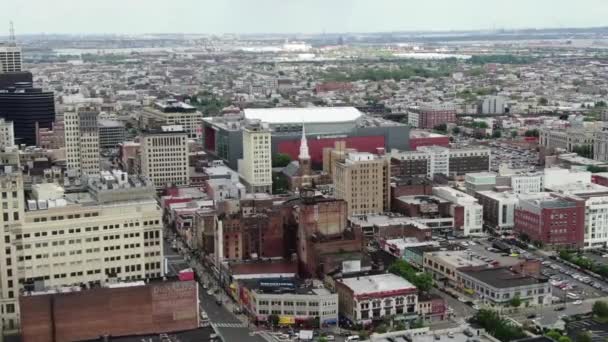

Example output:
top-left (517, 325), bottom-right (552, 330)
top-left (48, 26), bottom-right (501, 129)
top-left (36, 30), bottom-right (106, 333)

top-left (573, 300), bottom-right (583, 305)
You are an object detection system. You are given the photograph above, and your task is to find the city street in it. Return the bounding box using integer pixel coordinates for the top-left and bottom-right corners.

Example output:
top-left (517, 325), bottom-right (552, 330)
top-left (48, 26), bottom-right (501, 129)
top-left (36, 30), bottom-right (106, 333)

top-left (164, 235), bottom-right (270, 342)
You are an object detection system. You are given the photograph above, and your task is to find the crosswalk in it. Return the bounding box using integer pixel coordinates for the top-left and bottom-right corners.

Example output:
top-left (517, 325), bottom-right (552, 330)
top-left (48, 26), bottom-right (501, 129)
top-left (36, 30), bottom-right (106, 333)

top-left (213, 322), bottom-right (249, 328)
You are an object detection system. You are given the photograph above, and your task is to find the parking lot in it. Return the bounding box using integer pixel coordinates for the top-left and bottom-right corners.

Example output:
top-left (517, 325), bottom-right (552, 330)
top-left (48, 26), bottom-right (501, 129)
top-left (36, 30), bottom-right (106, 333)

top-left (448, 237), bottom-right (608, 302)
top-left (488, 141), bottom-right (538, 171)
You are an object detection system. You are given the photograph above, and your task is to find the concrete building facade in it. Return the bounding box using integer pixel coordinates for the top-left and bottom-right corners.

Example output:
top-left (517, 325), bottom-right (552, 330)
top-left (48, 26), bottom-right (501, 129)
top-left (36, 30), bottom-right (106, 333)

top-left (238, 120), bottom-right (272, 193)
top-left (64, 106), bottom-right (100, 176)
top-left (0, 45), bottom-right (22, 73)
top-left (139, 126), bottom-right (189, 189)
top-left (333, 151), bottom-right (390, 216)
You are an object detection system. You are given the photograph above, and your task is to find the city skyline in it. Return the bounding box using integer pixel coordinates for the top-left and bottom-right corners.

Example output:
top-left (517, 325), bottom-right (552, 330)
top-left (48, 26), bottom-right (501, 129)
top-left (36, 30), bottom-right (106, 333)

top-left (2, 0), bottom-right (608, 35)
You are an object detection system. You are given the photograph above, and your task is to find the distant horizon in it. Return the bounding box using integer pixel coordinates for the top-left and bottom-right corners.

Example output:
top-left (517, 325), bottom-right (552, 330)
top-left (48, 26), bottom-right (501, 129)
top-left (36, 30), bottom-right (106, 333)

top-left (2, 24), bottom-right (608, 39)
top-left (3, 0), bottom-right (608, 36)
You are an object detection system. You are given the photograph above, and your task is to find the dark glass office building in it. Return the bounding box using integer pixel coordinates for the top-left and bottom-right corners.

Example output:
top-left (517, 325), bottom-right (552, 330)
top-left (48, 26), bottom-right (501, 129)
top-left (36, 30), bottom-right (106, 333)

top-left (0, 82), bottom-right (55, 146)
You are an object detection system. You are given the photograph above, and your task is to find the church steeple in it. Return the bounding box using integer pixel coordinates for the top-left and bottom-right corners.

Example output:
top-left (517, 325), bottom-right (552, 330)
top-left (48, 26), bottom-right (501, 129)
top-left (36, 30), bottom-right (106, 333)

top-left (299, 125), bottom-right (310, 160)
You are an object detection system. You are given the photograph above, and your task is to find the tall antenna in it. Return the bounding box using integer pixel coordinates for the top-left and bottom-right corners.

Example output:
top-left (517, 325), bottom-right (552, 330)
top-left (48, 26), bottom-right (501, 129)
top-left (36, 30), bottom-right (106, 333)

top-left (9, 21), bottom-right (16, 44)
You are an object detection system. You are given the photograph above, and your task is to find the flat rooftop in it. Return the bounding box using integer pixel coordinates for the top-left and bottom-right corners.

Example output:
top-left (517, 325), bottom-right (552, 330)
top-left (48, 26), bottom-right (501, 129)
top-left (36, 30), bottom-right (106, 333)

top-left (349, 214), bottom-right (430, 230)
top-left (410, 130), bottom-right (448, 139)
top-left (461, 267), bottom-right (546, 289)
top-left (338, 273), bottom-right (416, 295)
top-left (396, 195), bottom-right (449, 205)
top-left (244, 106), bottom-right (362, 124)
top-left (427, 250), bottom-right (487, 268)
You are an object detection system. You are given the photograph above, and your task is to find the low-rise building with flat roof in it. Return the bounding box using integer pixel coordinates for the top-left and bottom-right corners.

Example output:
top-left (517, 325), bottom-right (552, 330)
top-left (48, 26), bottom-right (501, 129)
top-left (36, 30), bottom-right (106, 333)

top-left (335, 273), bottom-right (418, 324)
top-left (457, 267), bottom-right (551, 307)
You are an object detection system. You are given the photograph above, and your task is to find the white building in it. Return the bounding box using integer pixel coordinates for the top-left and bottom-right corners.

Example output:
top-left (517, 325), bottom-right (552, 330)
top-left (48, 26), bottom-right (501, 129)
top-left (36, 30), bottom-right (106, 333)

top-left (480, 96), bottom-right (507, 115)
top-left (0, 159), bottom-right (164, 330)
top-left (335, 274), bottom-right (418, 324)
top-left (432, 187), bottom-right (483, 236)
top-left (510, 172), bottom-right (544, 194)
top-left (0, 45), bottom-right (22, 72)
top-left (476, 191), bottom-right (519, 232)
top-left (417, 146), bottom-right (450, 176)
top-left (64, 106), bottom-right (100, 176)
top-left (238, 120), bottom-right (272, 193)
top-left (139, 125), bottom-right (189, 189)
top-left (0, 118), bottom-right (15, 149)
top-left (584, 196), bottom-right (608, 249)
top-left (544, 167), bottom-right (591, 190)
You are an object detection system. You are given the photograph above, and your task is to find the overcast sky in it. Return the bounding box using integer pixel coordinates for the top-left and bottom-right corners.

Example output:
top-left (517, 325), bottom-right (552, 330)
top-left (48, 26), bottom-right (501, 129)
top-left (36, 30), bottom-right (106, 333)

top-left (2, 0), bottom-right (608, 35)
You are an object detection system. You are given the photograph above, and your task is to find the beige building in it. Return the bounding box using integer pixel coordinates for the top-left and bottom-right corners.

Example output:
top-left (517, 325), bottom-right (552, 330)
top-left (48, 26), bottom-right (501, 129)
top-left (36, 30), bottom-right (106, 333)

top-left (332, 149), bottom-right (390, 216)
top-left (0, 118), bottom-right (15, 149)
top-left (0, 45), bottom-right (22, 72)
top-left (139, 100), bottom-right (203, 139)
top-left (0, 157), bottom-right (164, 331)
top-left (64, 106), bottom-right (100, 176)
top-left (139, 125), bottom-right (189, 189)
top-left (238, 120), bottom-right (272, 193)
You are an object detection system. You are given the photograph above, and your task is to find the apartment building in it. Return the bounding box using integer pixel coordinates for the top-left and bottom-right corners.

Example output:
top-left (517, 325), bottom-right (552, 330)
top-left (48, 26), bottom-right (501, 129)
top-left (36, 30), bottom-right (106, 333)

top-left (139, 125), bottom-right (189, 189)
top-left (391, 146), bottom-right (491, 178)
top-left (0, 163), bottom-right (164, 330)
top-left (510, 172), bottom-right (544, 194)
top-left (64, 106), bottom-right (100, 176)
top-left (139, 99), bottom-right (203, 139)
top-left (408, 103), bottom-right (457, 129)
top-left (333, 151), bottom-right (390, 216)
top-left (0, 45), bottom-right (22, 72)
top-left (238, 120), bottom-right (272, 193)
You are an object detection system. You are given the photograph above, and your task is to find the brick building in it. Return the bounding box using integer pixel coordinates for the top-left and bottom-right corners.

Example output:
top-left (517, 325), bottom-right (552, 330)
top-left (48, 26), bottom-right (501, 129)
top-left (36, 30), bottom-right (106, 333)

top-left (20, 280), bottom-right (199, 342)
top-left (514, 193), bottom-right (585, 248)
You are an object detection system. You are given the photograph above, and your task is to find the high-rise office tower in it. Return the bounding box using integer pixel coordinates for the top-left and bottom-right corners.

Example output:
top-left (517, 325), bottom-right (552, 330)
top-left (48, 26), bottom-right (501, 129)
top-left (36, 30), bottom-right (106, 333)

top-left (139, 125), bottom-right (189, 189)
top-left (238, 120), bottom-right (272, 193)
top-left (0, 45), bottom-right (22, 73)
top-left (0, 118), bottom-right (15, 148)
top-left (64, 106), bottom-right (100, 176)
top-left (0, 83), bottom-right (55, 146)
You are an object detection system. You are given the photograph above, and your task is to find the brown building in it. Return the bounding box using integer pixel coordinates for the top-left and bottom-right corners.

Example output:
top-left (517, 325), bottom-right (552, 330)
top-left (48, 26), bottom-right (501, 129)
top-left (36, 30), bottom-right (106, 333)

top-left (390, 177), bottom-right (434, 210)
top-left (219, 195), bottom-right (286, 261)
top-left (291, 192), bottom-right (361, 277)
top-left (331, 146), bottom-right (391, 216)
top-left (20, 280), bottom-right (199, 342)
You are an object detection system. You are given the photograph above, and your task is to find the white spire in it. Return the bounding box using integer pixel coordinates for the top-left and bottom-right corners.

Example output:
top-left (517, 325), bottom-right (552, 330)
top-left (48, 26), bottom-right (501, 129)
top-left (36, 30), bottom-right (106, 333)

top-left (299, 125), bottom-right (310, 160)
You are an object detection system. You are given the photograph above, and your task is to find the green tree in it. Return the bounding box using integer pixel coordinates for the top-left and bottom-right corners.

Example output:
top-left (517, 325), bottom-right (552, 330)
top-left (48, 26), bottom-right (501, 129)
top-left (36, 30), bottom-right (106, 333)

top-left (509, 296), bottom-right (522, 308)
top-left (524, 129), bottom-right (539, 137)
top-left (596, 101), bottom-right (607, 108)
top-left (452, 127), bottom-right (461, 135)
top-left (546, 330), bottom-right (562, 340)
top-left (272, 173), bottom-right (289, 194)
top-left (577, 332), bottom-right (591, 342)
top-left (588, 165), bottom-right (608, 173)
top-left (558, 336), bottom-right (572, 342)
top-left (572, 145), bottom-right (594, 159)
top-left (389, 260), bottom-right (433, 293)
top-left (434, 123), bottom-right (447, 132)
top-left (268, 314), bottom-right (280, 328)
top-left (272, 153), bottom-right (292, 168)
top-left (470, 309), bottom-right (525, 342)
top-left (538, 97), bottom-right (549, 106)
top-left (593, 301), bottom-right (608, 318)
top-left (492, 131), bottom-right (502, 139)
top-left (511, 131), bottom-right (518, 138)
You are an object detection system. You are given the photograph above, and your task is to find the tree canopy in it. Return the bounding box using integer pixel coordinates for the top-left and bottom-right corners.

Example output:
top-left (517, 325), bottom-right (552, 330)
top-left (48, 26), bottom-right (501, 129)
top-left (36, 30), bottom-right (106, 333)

top-left (388, 259), bottom-right (433, 293)
top-left (470, 309), bottom-right (525, 342)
